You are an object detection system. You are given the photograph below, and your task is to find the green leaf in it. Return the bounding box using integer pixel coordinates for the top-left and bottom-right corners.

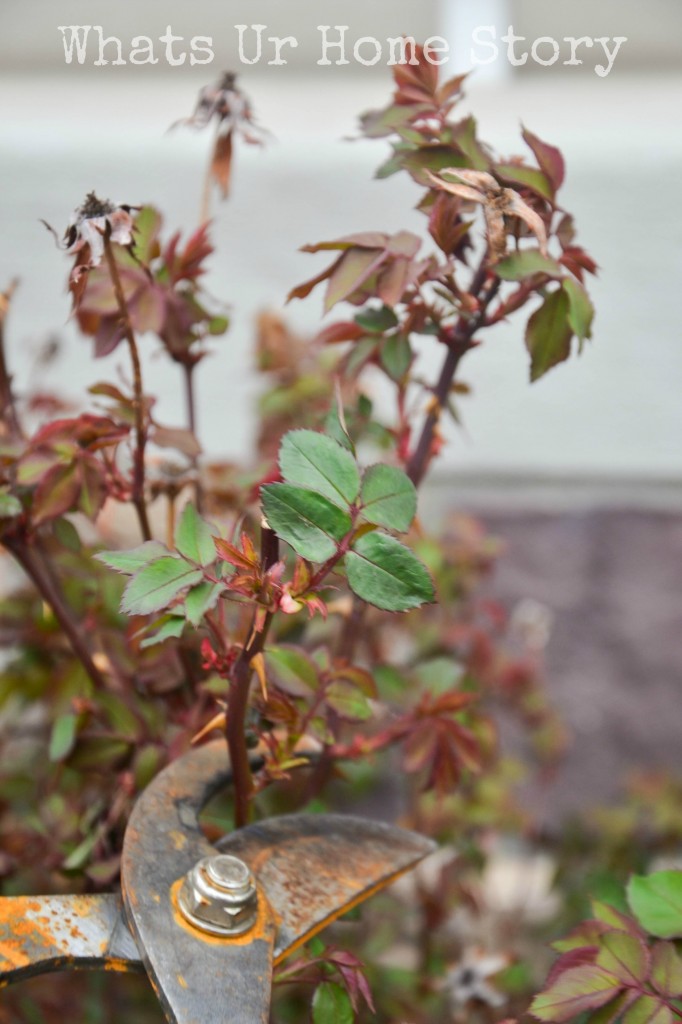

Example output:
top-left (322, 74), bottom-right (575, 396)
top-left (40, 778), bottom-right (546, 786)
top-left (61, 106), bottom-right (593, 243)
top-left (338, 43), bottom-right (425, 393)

top-left (0, 490), bottom-right (22, 518)
top-left (95, 541), bottom-right (167, 575)
top-left (563, 277), bottom-right (595, 342)
top-left (530, 966), bottom-right (622, 1022)
top-left (593, 901), bottom-right (639, 932)
top-left (628, 872), bottom-right (682, 939)
top-left (497, 163), bottom-right (554, 200)
top-left (185, 582), bottom-right (224, 627)
top-left (325, 679), bottom-right (373, 721)
top-left (496, 249), bottom-right (563, 281)
top-left (525, 288), bottom-right (574, 382)
top-left (345, 336), bottom-right (379, 377)
top-left (139, 615), bottom-right (186, 649)
top-left (346, 532), bottom-right (435, 612)
top-left (53, 516), bottom-right (82, 552)
top-left (587, 991), bottom-right (634, 1024)
top-left (131, 205), bottom-right (162, 263)
top-left (596, 931), bottom-right (650, 986)
top-left (208, 315), bottom-right (229, 335)
top-left (324, 405), bottom-right (355, 453)
top-left (360, 464), bottom-right (417, 533)
top-left (279, 430), bottom-right (360, 507)
top-left (622, 995), bottom-right (673, 1024)
top-left (121, 557), bottom-right (204, 616)
top-left (262, 483), bottom-right (352, 562)
top-left (62, 831), bottom-right (99, 872)
top-left (651, 942), bottom-right (682, 998)
top-left (415, 657), bottom-right (462, 692)
top-left (312, 981), bottom-right (354, 1024)
top-left (49, 713), bottom-right (78, 762)
top-left (355, 305), bottom-right (399, 333)
top-left (266, 646), bottom-right (320, 695)
top-left (175, 503), bottom-right (216, 567)
top-left (380, 334), bottom-right (412, 381)
top-left (133, 745), bottom-right (163, 789)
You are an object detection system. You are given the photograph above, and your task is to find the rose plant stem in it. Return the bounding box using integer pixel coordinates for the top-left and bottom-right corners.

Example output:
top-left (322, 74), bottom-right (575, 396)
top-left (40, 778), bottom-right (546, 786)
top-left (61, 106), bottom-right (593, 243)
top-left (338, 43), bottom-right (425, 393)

top-left (103, 234), bottom-right (152, 542)
top-left (5, 537), bottom-right (107, 691)
top-left (226, 524), bottom-right (279, 828)
top-left (406, 254), bottom-right (498, 487)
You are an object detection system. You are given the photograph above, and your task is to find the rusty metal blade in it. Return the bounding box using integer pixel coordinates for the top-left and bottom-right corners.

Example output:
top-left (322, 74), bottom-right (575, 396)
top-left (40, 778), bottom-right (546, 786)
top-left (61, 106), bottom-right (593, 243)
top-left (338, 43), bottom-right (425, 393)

top-left (121, 741), bottom-right (277, 1024)
top-left (0, 893), bottom-right (141, 986)
top-left (218, 813), bottom-right (436, 961)
top-left (120, 741), bottom-right (436, 1024)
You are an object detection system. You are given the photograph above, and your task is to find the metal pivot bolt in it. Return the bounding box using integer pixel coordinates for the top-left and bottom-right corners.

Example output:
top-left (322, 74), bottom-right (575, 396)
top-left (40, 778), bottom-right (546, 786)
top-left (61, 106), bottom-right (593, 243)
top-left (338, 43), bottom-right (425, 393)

top-left (177, 854), bottom-right (258, 937)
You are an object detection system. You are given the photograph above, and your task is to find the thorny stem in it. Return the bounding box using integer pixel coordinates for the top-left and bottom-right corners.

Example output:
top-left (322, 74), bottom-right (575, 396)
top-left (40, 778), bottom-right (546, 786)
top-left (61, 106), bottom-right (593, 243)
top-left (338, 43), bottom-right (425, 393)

top-left (102, 234), bottom-right (152, 542)
top-left (5, 536), bottom-right (107, 691)
top-left (406, 254), bottom-right (499, 488)
top-left (183, 362), bottom-right (205, 513)
top-left (226, 523), bottom-right (279, 828)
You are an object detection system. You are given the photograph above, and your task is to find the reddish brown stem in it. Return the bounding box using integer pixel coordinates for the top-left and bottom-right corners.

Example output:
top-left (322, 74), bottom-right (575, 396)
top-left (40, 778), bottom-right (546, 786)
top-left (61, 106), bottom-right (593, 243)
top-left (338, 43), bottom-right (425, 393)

top-left (183, 362), bottom-right (205, 513)
top-left (406, 255), bottom-right (499, 488)
top-left (5, 536), bottom-right (107, 691)
top-left (102, 235), bottom-right (152, 542)
top-left (226, 524), bottom-right (279, 828)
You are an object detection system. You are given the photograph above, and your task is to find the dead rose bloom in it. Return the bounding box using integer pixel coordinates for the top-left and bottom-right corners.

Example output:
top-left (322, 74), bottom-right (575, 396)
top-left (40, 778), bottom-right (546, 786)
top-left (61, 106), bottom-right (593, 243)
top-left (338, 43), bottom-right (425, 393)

top-left (173, 72), bottom-right (266, 199)
top-left (44, 191), bottom-right (135, 269)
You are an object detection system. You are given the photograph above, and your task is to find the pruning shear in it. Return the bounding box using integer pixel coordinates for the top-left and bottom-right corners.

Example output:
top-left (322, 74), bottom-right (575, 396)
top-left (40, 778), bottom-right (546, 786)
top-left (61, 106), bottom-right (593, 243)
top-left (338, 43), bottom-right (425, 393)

top-left (0, 740), bottom-right (435, 1022)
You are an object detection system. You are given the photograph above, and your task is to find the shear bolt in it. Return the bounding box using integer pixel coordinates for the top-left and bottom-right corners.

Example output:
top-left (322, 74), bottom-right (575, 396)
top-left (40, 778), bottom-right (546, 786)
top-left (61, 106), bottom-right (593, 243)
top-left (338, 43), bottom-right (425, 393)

top-left (177, 854), bottom-right (258, 937)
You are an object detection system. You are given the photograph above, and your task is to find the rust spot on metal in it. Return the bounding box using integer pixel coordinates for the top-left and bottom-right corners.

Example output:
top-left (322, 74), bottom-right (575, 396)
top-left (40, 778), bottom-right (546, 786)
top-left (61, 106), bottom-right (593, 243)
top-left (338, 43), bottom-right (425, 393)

top-left (177, 974), bottom-right (188, 989)
top-left (168, 879), bottom-right (276, 948)
top-left (272, 861), bottom-right (422, 965)
top-left (169, 829), bottom-right (188, 851)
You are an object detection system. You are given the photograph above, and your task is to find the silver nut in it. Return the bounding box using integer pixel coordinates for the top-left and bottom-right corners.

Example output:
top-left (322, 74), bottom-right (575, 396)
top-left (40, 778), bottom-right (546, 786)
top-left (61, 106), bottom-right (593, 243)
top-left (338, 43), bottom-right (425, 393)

top-left (177, 854), bottom-right (258, 937)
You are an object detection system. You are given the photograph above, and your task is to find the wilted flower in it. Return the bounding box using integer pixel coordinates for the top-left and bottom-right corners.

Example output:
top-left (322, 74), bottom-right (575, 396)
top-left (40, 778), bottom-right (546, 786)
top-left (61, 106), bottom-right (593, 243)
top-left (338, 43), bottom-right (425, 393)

top-left (426, 168), bottom-right (548, 263)
top-left (44, 191), bottom-right (135, 270)
top-left (445, 948), bottom-right (509, 1009)
top-left (173, 72), bottom-right (266, 199)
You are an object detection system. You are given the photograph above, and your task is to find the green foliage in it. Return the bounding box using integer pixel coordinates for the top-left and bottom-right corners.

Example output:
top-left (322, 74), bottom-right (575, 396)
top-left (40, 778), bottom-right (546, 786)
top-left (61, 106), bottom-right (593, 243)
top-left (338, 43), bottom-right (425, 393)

top-left (628, 872), bottom-right (682, 939)
top-left (359, 464), bottom-right (417, 532)
top-left (174, 502), bottom-right (216, 566)
top-left (312, 981), bottom-right (354, 1024)
top-left (532, 883), bottom-right (682, 1024)
top-left (262, 483), bottom-right (352, 561)
top-left (526, 288), bottom-right (575, 382)
top-left (121, 556), bottom-right (204, 616)
top-left (278, 429), bottom-right (360, 507)
top-left (346, 532), bottom-right (435, 612)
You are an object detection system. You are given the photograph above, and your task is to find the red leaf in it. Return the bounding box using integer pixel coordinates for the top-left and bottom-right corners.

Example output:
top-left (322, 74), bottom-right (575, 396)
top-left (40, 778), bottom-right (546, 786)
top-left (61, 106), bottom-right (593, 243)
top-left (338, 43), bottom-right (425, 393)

top-left (214, 536), bottom-right (258, 571)
top-left (325, 248), bottom-right (385, 311)
top-left (522, 127), bottom-right (566, 192)
top-left (287, 261), bottom-right (338, 304)
top-left (393, 44), bottom-right (440, 106)
top-left (314, 321), bottom-right (365, 345)
top-left (32, 463), bottom-right (81, 525)
top-left (78, 457), bottom-right (107, 520)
